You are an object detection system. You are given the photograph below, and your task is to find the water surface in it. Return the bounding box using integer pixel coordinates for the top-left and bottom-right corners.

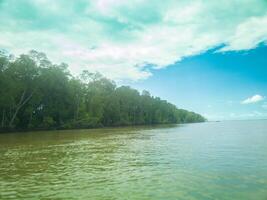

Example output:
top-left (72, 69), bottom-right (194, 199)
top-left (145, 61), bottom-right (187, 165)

top-left (0, 121), bottom-right (267, 200)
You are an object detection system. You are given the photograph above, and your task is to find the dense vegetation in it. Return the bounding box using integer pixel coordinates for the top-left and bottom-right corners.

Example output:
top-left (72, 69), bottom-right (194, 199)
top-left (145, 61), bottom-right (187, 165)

top-left (0, 50), bottom-right (205, 131)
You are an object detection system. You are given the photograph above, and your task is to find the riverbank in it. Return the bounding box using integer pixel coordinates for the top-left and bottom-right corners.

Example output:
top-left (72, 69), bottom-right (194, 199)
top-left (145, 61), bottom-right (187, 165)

top-left (0, 121), bottom-right (206, 134)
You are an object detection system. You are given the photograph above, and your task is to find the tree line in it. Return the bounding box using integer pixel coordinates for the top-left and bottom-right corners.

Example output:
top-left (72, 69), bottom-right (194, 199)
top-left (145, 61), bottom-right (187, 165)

top-left (0, 50), bottom-right (206, 131)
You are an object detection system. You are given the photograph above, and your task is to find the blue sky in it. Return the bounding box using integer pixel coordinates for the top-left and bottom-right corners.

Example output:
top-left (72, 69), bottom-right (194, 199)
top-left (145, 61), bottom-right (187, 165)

top-left (128, 45), bottom-right (267, 120)
top-left (0, 0), bottom-right (267, 120)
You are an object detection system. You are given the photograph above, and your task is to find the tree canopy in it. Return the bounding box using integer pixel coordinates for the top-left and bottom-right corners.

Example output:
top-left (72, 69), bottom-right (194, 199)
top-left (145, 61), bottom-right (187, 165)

top-left (0, 50), bottom-right (206, 131)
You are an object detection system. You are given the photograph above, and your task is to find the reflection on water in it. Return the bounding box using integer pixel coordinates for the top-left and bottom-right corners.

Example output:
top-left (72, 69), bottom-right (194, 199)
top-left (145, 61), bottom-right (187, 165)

top-left (0, 121), bottom-right (267, 200)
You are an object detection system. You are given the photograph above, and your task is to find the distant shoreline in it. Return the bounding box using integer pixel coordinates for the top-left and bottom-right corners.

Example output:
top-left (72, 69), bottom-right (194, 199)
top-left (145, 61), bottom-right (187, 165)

top-left (208, 118), bottom-right (267, 122)
top-left (0, 121), bottom-right (206, 134)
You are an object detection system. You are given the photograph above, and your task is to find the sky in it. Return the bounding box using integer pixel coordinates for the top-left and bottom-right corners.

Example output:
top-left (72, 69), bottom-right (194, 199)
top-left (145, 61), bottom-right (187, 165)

top-left (0, 0), bottom-right (267, 120)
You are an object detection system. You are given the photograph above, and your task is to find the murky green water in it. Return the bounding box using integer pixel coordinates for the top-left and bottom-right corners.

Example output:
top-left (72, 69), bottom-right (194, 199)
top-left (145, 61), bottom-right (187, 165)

top-left (0, 121), bottom-right (267, 200)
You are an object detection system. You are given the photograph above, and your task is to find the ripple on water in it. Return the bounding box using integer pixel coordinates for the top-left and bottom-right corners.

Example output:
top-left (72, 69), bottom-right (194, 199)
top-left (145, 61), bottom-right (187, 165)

top-left (1, 121), bottom-right (267, 200)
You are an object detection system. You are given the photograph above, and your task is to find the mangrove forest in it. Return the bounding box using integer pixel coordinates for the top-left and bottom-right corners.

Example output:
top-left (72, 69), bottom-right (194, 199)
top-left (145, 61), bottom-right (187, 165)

top-left (0, 50), bottom-right (205, 132)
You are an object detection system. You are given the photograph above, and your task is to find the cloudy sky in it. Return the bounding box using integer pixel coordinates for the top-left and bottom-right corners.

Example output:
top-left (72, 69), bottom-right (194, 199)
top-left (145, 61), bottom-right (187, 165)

top-left (0, 0), bottom-right (267, 120)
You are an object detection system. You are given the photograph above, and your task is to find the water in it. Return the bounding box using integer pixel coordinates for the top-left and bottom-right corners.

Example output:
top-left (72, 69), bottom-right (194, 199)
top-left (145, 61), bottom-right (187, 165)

top-left (0, 120), bottom-right (267, 200)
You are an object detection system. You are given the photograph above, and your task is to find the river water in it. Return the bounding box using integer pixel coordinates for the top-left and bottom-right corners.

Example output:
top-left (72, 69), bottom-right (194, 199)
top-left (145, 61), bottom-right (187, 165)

top-left (0, 120), bottom-right (267, 200)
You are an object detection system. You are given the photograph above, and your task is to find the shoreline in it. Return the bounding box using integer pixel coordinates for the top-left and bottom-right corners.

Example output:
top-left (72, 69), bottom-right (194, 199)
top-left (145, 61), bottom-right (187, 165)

top-left (0, 121), bottom-right (206, 134)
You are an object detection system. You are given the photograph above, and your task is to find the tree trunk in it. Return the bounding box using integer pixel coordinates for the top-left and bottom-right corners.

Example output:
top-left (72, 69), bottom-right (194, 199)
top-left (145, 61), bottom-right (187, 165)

top-left (9, 90), bottom-right (33, 128)
top-left (28, 110), bottom-right (33, 128)
top-left (1, 109), bottom-right (5, 128)
top-left (76, 97), bottom-right (80, 120)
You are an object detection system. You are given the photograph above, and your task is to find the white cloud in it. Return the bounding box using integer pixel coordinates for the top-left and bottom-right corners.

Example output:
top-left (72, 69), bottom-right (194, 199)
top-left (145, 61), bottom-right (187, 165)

top-left (0, 0), bottom-right (267, 80)
top-left (219, 15), bottom-right (267, 51)
top-left (241, 94), bottom-right (264, 104)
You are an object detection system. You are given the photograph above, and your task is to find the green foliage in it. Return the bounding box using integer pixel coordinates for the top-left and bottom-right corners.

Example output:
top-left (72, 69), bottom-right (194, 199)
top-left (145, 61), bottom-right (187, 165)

top-left (0, 51), bottom-right (206, 131)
